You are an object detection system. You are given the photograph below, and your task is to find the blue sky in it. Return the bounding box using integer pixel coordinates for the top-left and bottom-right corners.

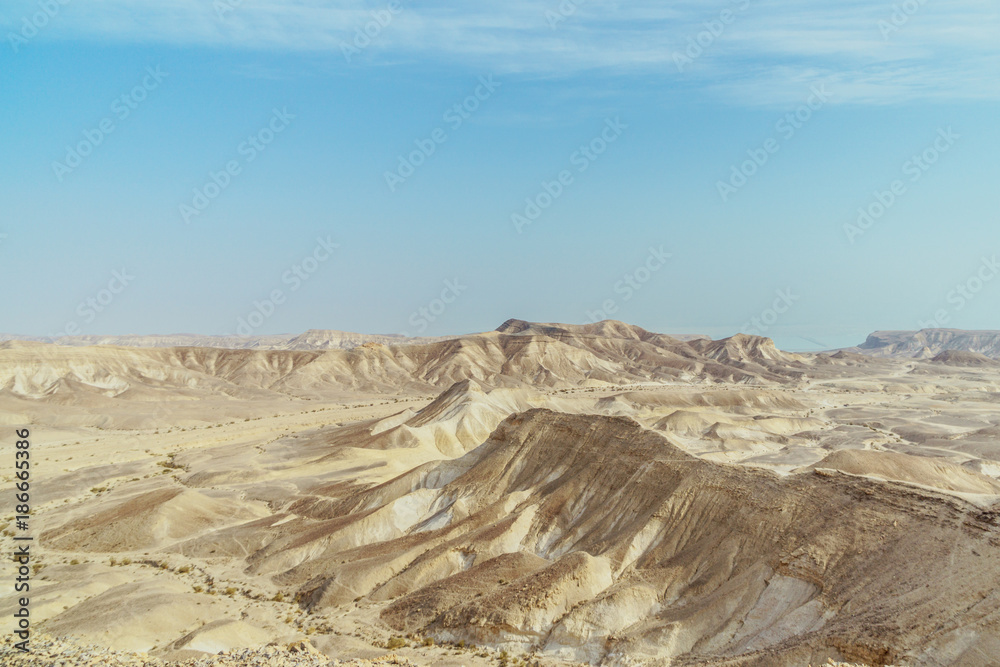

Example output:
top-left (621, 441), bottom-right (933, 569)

top-left (1, 0), bottom-right (998, 350)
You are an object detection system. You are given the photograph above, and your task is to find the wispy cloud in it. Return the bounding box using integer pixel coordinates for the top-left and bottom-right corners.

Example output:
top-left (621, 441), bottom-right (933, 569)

top-left (3, 0), bottom-right (998, 104)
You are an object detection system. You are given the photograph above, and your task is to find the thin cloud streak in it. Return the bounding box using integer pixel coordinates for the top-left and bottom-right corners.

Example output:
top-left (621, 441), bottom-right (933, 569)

top-left (3, 0), bottom-right (998, 104)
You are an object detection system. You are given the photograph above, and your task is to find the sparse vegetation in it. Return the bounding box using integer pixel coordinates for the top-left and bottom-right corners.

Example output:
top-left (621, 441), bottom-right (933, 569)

top-left (17, 326), bottom-right (1000, 666)
top-left (156, 456), bottom-right (183, 470)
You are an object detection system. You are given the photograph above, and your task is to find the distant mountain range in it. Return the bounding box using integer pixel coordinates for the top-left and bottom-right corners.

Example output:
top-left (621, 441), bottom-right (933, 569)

top-left (4, 324), bottom-right (1000, 360)
top-left (844, 329), bottom-right (1000, 359)
top-left (0, 319), bottom-right (805, 402)
top-left (0, 329), bottom-right (450, 350)
top-left (0, 321), bottom-right (710, 351)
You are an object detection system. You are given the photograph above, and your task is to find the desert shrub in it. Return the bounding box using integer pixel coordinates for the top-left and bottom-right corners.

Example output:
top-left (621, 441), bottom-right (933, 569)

top-left (386, 637), bottom-right (407, 649)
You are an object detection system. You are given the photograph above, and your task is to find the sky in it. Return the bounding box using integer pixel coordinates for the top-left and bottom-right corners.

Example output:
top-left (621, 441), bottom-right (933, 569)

top-left (1, 0), bottom-right (998, 351)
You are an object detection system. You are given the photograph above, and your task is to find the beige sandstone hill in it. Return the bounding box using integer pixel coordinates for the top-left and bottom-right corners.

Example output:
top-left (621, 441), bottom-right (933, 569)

top-left (930, 350), bottom-right (1000, 367)
top-left (806, 449), bottom-right (1000, 496)
top-left (850, 329), bottom-right (1000, 359)
top-left (273, 409), bottom-right (998, 666)
top-left (5, 321), bottom-right (1000, 666)
top-left (0, 329), bottom-right (449, 351)
top-left (0, 322), bottom-right (810, 408)
top-left (42, 487), bottom-right (270, 553)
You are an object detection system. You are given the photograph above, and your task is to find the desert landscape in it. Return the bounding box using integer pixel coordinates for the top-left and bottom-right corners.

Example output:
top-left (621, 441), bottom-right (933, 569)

top-left (2, 320), bottom-right (1000, 666)
top-left (7, 0), bottom-right (998, 663)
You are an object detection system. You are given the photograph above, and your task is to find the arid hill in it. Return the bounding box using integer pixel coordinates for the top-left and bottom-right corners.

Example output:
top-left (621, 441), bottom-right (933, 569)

top-left (0, 321), bottom-right (808, 405)
top-left (281, 410), bottom-right (1000, 665)
top-left (5, 320), bottom-right (1000, 666)
top-left (930, 350), bottom-right (1000, 367)
top-left (849, 329), bottom-right (1000, 359)
top-left (0, 329), bottom-right (448, 350)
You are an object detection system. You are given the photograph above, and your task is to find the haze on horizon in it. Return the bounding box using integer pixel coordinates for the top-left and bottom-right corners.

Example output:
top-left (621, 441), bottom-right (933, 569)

top-left (2, 0), bottom-right (998, 352)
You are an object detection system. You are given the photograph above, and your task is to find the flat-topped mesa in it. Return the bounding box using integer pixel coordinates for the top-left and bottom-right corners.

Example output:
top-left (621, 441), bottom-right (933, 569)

top-left (854, 328), bottom-right (1000, 359)
top-left (282, 329), bottom-right (408, 350)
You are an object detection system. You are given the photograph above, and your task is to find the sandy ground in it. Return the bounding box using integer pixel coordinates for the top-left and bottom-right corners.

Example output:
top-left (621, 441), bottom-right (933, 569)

top-left (1, 334), bottom-right (999, 665)
top-left (1, 393), bottom-right (589, 666)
